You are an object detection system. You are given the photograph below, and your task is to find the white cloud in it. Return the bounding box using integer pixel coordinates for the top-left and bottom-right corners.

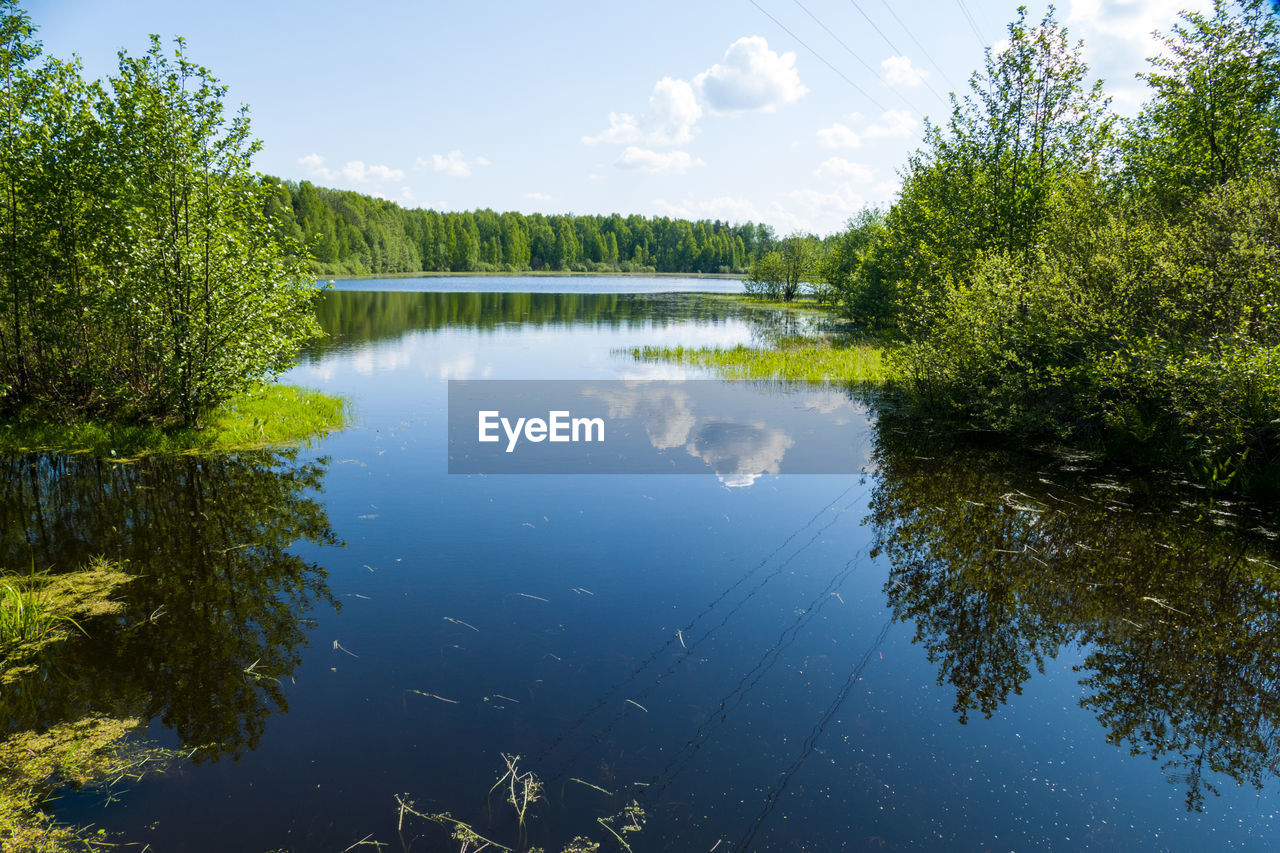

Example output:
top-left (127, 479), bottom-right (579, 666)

top-left (814, 157), bottom-right (874, 183)
top-left (816, 122), bottom-right (862, 149)
top-left (881, 55), bottom-right (928, 87)
top-left (615, 147), bottom-right (704, 175)
top-left (863, 109), bottom-right (918, 139)
top-left (694, 36), bottom-right (807, 113)
top-left (298, 154), bottom-right (403, 184)
top-left (583, 112), bottom-right (643, 145)
top-left (647, 77), bottom-right (703, 145)
top-left (417, 150), bottom-right (489, 178)
top-left (526, 191), bottom-right (553, 201)
top-left (298, 153), bottom-right (329, 177)
top-left (585, 77), bottom-right (702, 147)
top-left (343, 161), bottom-right (406, 182)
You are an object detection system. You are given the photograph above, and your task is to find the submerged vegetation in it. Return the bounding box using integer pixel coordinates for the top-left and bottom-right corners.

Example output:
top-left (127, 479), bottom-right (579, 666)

top-left (394, 754), bottom-right (646, 853)
top-left (0, 560), bottom-right (173, 852)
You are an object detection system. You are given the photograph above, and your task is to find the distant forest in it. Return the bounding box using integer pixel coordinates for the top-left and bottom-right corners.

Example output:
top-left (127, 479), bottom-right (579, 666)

top-left (261, 179), bottom-right (778, 276)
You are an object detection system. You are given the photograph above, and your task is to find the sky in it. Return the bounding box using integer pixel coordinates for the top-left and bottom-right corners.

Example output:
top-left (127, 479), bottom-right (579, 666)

top-left (29, 0), bottom-right (1216, 236)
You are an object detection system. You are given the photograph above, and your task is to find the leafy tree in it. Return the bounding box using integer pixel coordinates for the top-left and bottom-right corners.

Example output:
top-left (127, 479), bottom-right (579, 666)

top-left (880, 5), bottom-right (1112, 330)
top-left (1124, 0), bottom-right (1280, 212)
top-left (744, 234), bottom-right (822, 301)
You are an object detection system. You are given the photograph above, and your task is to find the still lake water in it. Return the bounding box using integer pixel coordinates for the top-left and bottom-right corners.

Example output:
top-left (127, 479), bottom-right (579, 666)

top-left (11, 284), bottom-right (1280, 850)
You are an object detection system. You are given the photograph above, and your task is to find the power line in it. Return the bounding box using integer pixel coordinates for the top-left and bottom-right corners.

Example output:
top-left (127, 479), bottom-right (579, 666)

top-left (846, 0), bottom-right (949, 106)
top-left (748, 0), bottom-right (890, 113)
top-left (791, 0), bottom-right (922, 114)
top-left (954, 0), bottom-right (988, 49)
top-left (878, 0), bottom-right (956, 90)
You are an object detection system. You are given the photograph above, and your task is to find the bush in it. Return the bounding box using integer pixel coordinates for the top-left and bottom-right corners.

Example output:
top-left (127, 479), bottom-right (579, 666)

top-left (0, 9), bottom-right (321, 426)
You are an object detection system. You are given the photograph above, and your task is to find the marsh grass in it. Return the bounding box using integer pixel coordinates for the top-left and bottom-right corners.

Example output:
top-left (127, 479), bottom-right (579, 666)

top-left (631, 336), bottom-right (895, 384)
top-left (0, 383), bottom-right (349, 458)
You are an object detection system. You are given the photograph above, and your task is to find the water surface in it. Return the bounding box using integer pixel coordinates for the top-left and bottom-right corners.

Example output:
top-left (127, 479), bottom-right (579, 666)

top-left (9, 288), bottom-right (1280, 851)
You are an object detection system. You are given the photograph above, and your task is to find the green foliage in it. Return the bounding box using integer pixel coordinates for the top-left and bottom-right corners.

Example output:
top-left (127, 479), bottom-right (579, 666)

top-left (0, 383), bottom-right (348, 456)
top-left (270, 180), bottom-right (772, 277)
top-left (1124, 0), bottom-right (1280, 212)
top-left (823, 0), bottom-right (1280, 492)
top-left (0, 5), bottom-right (322, 426)
top-left (633, 339), bottom-right (892, 384)
top-left (744, 233), bottom-right (824, 301)
top-left (821, 208), bottom-right (893, 326)
top-left (872, 5), bottom-right (1112, 330)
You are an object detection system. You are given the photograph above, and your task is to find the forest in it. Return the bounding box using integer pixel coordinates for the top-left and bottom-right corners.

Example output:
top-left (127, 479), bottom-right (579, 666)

top-left (260, 180), bottom-right (779, 276)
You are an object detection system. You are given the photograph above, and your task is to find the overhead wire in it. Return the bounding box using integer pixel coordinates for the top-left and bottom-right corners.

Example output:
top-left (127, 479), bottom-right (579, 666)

top-left (877, 0), bottom-right (956, 90)
top-left (954, 0), bottom-right (988, 49)
top-left (790, 0), bottom-right (923, 114)
top-left (845, 0), bottom-right (949, 106)
top-left (748, 0), bottom-right (890, 113)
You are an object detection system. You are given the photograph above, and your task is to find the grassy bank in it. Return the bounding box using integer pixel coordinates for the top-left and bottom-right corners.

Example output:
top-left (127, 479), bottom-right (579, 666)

top-left (0, 384), bottom-right (349, 458)
top-left (631, 338), bottom-right (893, 384)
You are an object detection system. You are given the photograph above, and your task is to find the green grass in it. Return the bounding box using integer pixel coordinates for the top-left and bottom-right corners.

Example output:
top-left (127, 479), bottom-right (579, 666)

top-left (0, 384), bottom-right (350, 458)
top-left (631, 339), bottom-right (895, 384)
top-left (0, 581), bottom-right (57, 650)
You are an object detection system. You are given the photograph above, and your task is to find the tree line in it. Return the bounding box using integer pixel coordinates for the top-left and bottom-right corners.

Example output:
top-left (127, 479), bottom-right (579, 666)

top-left (805, 0), bottom-right (1280, 493)
top-left (262, 180), bottom-right (777, 277)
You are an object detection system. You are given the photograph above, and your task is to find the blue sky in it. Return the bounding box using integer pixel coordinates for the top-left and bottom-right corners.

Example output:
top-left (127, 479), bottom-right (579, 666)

top-left (31, 0), bottom-right (1213, 235)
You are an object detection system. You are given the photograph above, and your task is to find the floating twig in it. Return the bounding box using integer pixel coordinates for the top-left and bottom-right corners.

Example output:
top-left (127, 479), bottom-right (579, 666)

top-left (333, 640), bottom-right (358, 658)
top-left (569, 777), bottom-right (614, 796)
top-left (444, 616), bottom-right (480, 632)
top-left (516, 593), bottom-right (548, 602)
top-left (625, 699), bottom-right (648, 712)
top-left (491, 694), bottom-right (520, 704)
top-left (676, 629), bottom-right (686, 649)
top-left (408, 689), bottom-right (459, 704)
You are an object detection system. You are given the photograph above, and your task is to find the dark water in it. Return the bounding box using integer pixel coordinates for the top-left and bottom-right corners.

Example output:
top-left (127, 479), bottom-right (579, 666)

top-left (8, 289), bottom-right (1280, 851)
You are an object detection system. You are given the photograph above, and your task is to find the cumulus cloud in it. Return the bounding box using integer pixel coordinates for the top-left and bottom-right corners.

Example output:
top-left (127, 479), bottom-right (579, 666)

top-left (816, 122), bottom-right (862, 149)
top-left (863, 109), bottom-right (918, 139)
top-left (816, 109), bottom-right (916, 149)
top-left (584, 77), bottom-right (702, 147)
top-left (526, 191), bottom-right (553, 201)
top-left (814, 157), bottom-right (874, 183)
top-left (583, 112), bottom-right (642, 145)
top-left (881, 55), bottom-right (928, 87)
top-left (647, 77), bottom-right (703, 145)
top-left (297, 154), bottom-right (404, 184)
top-left (694, 36), bottom-right (807, 113)
top-left (415, 151), bottom-right (490, 178)
top-left (615, 147), bottom-right (704, 175)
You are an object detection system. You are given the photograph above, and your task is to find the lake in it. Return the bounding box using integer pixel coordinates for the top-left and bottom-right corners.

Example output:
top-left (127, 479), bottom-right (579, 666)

top-left (10, 282), bottom-right (1280, 851)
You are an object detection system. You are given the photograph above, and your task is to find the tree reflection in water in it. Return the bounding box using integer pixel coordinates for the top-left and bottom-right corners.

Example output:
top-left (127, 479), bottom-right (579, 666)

top-left (868, 422), bottom-right (1280, 811)
top-left (0, 449), bottom-right (338, 761)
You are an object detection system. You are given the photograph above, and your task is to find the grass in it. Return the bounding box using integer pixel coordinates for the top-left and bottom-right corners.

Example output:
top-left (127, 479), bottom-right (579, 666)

top-left (0, 383), bottom-right (350, 458)
top-left (631, 337), bottom-right (896, 384)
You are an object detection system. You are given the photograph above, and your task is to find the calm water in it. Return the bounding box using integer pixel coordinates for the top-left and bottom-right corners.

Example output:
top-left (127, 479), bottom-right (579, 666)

top-left (326, 274), bottom-right (745, 294)
top-left (8, 287), bottom-right (1280, 851)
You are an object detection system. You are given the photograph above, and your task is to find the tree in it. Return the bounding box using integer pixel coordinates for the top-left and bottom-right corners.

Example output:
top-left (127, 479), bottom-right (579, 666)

top-left (1124, 0), bottom-right (1280, 212)
top-left (0, 7), bottom-right (322, 426)
top-left (745, 234), bottom-right (822, 301)
top-left (881, 5), bottom-right (1112, 328)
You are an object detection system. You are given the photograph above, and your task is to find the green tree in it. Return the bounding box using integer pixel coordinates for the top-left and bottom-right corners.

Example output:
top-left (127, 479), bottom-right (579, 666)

top-left (745, 234), bottom-right (821, 301)
top-left (1124, 0), bottom-right (1280, 212)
